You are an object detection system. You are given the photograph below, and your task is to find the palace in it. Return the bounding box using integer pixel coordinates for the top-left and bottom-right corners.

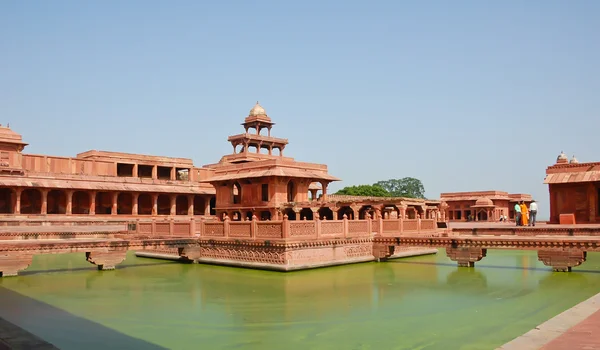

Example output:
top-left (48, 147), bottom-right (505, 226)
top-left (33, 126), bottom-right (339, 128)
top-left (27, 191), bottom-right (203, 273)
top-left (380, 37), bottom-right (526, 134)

top-left (441, 191), bottom-right (532, 222)
top-left (545, 152), bottom-right (600, 224)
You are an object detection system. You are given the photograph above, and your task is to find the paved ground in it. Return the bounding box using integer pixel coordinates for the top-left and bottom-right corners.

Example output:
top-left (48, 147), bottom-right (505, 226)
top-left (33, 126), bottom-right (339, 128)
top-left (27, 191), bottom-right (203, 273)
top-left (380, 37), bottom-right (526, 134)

top-left (0, 317), bottom-right (59, 349)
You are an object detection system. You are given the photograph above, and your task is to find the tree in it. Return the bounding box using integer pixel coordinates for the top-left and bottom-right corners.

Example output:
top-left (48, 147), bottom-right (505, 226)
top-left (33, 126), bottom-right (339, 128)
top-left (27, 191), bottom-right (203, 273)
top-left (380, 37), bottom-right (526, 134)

top-left (374, 177), bottom-right (426, 199)
top-left (335, 184), bottom-right (390, 197)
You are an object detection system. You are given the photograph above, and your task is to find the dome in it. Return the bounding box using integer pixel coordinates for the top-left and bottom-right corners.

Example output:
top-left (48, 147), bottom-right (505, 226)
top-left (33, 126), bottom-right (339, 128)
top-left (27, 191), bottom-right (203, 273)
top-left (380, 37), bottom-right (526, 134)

top-left (556, 151), bottom-right (568, 164)
top-left (474, 197), bottom-right (494, 207)
top-left (244, 101), bottom-right (272, 124)
top-left (570, 155), bottom-right (579, 164)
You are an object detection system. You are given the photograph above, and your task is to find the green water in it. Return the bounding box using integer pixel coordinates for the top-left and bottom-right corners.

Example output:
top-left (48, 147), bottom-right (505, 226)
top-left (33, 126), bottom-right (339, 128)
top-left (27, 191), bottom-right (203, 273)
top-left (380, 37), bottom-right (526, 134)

top-left (1, 250), bottom-right (600, 350)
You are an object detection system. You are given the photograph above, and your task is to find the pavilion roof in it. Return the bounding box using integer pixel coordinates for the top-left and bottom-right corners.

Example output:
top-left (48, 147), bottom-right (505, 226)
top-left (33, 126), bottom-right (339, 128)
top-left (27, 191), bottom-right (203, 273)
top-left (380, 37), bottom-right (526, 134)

top-left (544, 171), bottom-right (600, 184)
top-left (201, 167), bottom-right (340, 182)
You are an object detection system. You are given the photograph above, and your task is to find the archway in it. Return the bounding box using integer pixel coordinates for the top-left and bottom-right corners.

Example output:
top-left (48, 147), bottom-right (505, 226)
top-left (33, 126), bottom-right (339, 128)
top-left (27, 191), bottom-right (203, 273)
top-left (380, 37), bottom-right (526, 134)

top-left (477, 210), bottom-right (488, 221)
top-left (0, 188), bottom-right (12, 214)
top-left (117, 193), bottom-right (133, 215)
top-left (245, 211), bottom-right (253, 221)
top-left (232, 182), bottom-right (242, 204)
top-left (193, 196), bottom-right (206, 215)
top-left (287, 181), bottom-right (296, 202)
top-left (72, 191), bottom-right (90, 214)
top-left (337, 206), bottom-right (354, 220)
top-left (232, 211), bottom-right (242, 221)
top-left (318, 207), bottom-right (334, 220)
top-left (283, 208), bottom-right (296, 220)
top-left (359, 205), bottom-right (373, 220)
top-left (20, 189), bottom-right (42, 214)
top-left (157, 195), bottom-right (170, 215)
top-left (260, 211), bottom-right (271, 221)
top-left (47, 190), bottom-right (67, 214)
top-left (95, 192), bottom-right (112, 214)
top-left (300, 208), bottom-right (313, 220)
top-left (209, 196), bottom-right (216, 215)
top-left (138, 194), bottom-right (153, 215)
top-left (176, 195), bottom-right (188, 215)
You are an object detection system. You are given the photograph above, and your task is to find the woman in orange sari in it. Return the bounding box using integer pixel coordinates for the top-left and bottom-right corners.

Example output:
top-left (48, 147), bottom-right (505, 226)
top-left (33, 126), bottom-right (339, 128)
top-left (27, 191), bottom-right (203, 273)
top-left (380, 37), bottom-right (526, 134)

top-left (520, 201), bottom-right (529, 226)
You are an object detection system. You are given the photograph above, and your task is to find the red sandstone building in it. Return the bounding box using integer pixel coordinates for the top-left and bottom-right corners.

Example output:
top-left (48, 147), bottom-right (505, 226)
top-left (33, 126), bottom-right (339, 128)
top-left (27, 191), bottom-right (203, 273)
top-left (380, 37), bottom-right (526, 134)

top-left (440, 191), bottom-right (532, 222)
top-left (545, 152), bottom-right (600, 224)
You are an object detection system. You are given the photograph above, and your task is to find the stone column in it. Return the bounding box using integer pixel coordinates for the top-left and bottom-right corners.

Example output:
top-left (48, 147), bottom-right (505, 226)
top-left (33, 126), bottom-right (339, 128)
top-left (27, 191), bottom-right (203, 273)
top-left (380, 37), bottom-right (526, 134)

top-left (589, 183), bottom-right (596, 223)
top-left (170, 167), bottom-right (176, 180)
top-left (111, 192), bottom-right (118, 215)
top-left (66, 190), bottom-right (73, 215)
top-left (331, 207), bottom-right (339, 220)
top-left (320, 182), bottom-right (328, 202)
top-left (151, 166), bottom-right (157, 180)
top-left (204, 198), bottom-right (211, 216)
top-left (89, 191), bottom-right (96, 215)
top-left (13, 188), bottom-right (22, 215)
top-left (132, 193), bottom-right (139, 215)
top-left (133, 164), bottom-right (138, 177)
top-left (188, 195), bottom-right (194, 216)
top-left (399, 206), bottom-right (407, 220)
top-left (152, 194), bottom-right (158, 216)
top-left (351, 205), bottom-right (361, 220)
top-left (170, 195), bottom-right (176, 216)
top-left (41, 189), bottom-right (48, 215)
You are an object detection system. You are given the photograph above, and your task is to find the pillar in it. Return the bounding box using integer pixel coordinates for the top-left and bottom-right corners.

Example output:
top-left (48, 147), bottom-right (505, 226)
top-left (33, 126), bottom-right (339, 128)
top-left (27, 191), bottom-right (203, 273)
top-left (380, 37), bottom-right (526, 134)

top-left (66, 190), bottom-right (73, 215)
top-left (351, 205), bottom-right (361, 220)
top-left (133, 164), bottom-right (138, 177)
top-left (170, 195), bottom-right (176, 216)
top-left (170, 167), bottom-right (176, 180)
top-left (13, 188), bottom-right (22, 214)
top-left (151, 166), bottom-right (157, 180)
top-left (89, 191), bottom-right (96, 215)
top-left (204, 198), bottom-right (210, 216)
top-left (111, 192), bottom-right (118, 215)
top-left (320, 181), bottom-right (328, 202)
top-left (41, 189), bottom-right (48, 215)
top-left (132, 193), bottom-right (139, 215)
top-left (399, 206), bottom-right (407, 220)
top-left (188, 195), bottom-right (194, 216)
top-left (152, 194), bottom-right (158, 216)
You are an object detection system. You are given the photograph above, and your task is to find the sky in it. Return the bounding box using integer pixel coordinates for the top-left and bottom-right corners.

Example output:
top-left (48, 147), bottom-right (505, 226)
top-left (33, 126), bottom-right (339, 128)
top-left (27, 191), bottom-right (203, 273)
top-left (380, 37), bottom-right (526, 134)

top-left (1, 1), bottom-right (599, 219)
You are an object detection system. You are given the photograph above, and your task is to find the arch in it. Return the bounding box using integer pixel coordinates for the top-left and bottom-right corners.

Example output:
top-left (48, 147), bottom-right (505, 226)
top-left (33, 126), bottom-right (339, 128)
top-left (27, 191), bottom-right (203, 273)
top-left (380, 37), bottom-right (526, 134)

top-left (260, 210), bottom-right (271, 221)
top-left (234, 144), bottom-right (244, 154)
top-left (176, 195), bottom-right (189, 215)
top-left (232, 182), bottom-right (242, 204)
top-left (283, 208), bottom-right (296, 220)
top-left (337, 206), bottom-right (354, 220)
top-left (95, 192), bottom-right (112, 214)
top-left (358, 205), bottom-right (374, 220)
top-left (20, 189), bottom-right (42, 214)
top-left (477, 210), bottom-right (488, 221)
top-left (138, 193), bottom-right (153, 215)
top-left (157, 195), bottom-right (170, 215)
top-left (193, 196), bottom-right (206, 215)
top-left (259, 146), bottom-right (270, 155)
top-left (47, 190), bottom-right (67, 214)
top-left (287, 181), bottom-right (296, 202)
top-left (117, 193), bottom-right (133, 215)
top-left (318, 207), bottom-right (334, 220)
top-left (300, 208), bottom-right (313, 220)
top-left (0, 188), bottom-right (12, 214)
top-left (245, 211), bottom-right (253, 221)
top-left (273, 147), bottom-right (281, 156)
top-left (72, 191), bottom-right (90, 214)
top-left (232, 211), bottom-right (242, 221)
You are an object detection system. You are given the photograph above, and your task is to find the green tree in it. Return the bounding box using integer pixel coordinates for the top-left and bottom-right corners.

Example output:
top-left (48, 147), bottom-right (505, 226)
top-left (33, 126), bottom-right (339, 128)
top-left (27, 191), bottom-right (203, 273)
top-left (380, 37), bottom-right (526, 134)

top-left (335, 184), bottom-right (390, 197)
top-left (374, 177), bottom-right (426, 199)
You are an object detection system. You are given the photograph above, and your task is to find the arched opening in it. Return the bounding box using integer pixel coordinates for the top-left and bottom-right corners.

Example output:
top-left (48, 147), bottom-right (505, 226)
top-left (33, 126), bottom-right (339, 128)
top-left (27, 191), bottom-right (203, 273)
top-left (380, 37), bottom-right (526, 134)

top-left (260, 210), bottom-right (271, 221)
top-left (235, 144), bottom-right (244, 154)
top-left (138, 194), bottom-right (153, 215)
top-left (382, 205), bottom-right (400, 219)
top-left (477, 210), bottom-right (488, 221)
top-left (260, 146), bottom-right (270, 155)
top-left (318, 207), bottom-right (334, 220)
top-left (117, 193), bottom-right (133, 215)
top-left (176, 195), bottom-right (188, 215)
top-left (337, 206), bottom-right (354, 220)
top-left (209, 196), bottom-right (216, 215)
top-left (287, 181), bottom-right (296, 202)
top-left (274, 147), bottom-right (281, 156)
top-left (47, 190), bottom-right (67, 214)
top-left (72, 191), bottom-right (90, 214)
top-left (359, 205), bottom-right (374, 220)
top-left (95, 192), bottom-right (112, 214)
top-left (245, 211), bottom-right (253, 221)
top-left (0, 188), bottom-right (13, 214)
top-left (157, 195), bottom-right (170, 215)
top-left (20, 189), bottom-right (42, 214)
top-left (300, 208), bottom-right (313, 220)
top-left (232, 182), bottom-right (242, 204)
top-left (283, 208), bottom-right (296, 220)
top-left (232, 211), bottom-right (242, 221)
top-left (193, 196), bottom-right (205, 215)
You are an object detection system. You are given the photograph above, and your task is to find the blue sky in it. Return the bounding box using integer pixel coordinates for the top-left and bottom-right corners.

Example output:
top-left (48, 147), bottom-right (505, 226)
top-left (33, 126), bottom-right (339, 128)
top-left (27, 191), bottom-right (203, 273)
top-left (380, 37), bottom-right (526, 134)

top-left (1, 1), bottom-right (599, 218)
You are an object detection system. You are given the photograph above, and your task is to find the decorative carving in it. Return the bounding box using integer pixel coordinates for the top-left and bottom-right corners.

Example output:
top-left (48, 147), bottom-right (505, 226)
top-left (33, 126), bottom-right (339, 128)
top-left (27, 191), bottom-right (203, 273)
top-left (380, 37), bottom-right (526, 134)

top-left (86, 250), bottom-right (127, 270)
top-left (229, 222), bottom-right (252, 237)
top-left (403, 220), bottom-right (418, 231)
top-left (204, 223), bottom-right (225, 236)
top-left (347, 221), bottom-right (368, 234)
top-left (256, 223), bottom-right (283, 238)
top-left (372, 244), bottom-right (393, 261)
top-left (289, 222), bottom-right (316, 236)
top-left (0, 252), bottom-right (34, 277)
top-left (538, 249), bottom-right (587, 272)
top-left (321, 221), bottom-right (343, 235)
top-left (446, 247), bottom-right (487, 267)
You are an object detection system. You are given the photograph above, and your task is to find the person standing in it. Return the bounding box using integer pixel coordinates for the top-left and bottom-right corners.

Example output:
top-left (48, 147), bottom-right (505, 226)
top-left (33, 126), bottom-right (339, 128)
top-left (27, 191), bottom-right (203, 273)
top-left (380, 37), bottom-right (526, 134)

top-left (529, 200), bottom-right (538, 226)
top-left (514, 202), bottom-right (522, 226)
top-left (520, 201), bottom-right (529, 226)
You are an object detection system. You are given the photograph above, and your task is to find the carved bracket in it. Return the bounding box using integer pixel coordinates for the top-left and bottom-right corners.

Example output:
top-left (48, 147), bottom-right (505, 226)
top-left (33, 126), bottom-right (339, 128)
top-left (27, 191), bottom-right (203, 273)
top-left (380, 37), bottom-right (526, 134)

top-left (538, 249), bottom-right (586, 272)
top-left (178, 246), bottom-right (201, 262)
top-left (86, 250), bottom-right (127, 270)
top-left (0, 253), bottom-right (34, 277)
top-left (446, 247), bottom-right (487, 267)
top-left (372, 244), bottom-right (394, 262)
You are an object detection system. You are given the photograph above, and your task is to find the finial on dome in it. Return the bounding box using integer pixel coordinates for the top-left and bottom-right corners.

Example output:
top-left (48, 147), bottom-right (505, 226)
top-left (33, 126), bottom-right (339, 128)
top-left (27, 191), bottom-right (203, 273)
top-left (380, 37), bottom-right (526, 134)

top-left (570, 155), bottom-right (579, 164)
top-left (556, 151), bottom-right (568, 164)
top-left (249, 101), bottom-right (267, 117)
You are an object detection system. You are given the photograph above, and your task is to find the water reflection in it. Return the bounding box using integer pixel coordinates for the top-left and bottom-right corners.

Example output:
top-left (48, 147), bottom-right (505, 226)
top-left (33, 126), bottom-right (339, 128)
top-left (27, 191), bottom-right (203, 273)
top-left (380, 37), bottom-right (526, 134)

top-left (0, 250), bottom-right (600, 350)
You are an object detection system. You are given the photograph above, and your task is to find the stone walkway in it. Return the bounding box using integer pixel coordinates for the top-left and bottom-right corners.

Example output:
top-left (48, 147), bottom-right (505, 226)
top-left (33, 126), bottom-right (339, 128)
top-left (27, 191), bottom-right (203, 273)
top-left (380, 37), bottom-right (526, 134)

top-left (499, 292), bottom-right (600, 349)
top-left (0, 317), bottom-right (58, 349)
